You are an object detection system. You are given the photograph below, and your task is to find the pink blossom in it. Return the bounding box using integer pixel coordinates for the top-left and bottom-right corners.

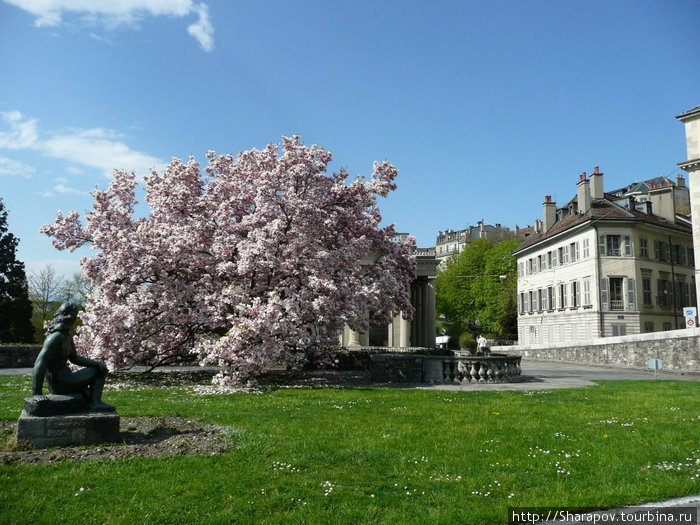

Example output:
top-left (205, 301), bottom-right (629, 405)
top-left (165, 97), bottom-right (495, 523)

top-left (42, 136), bottom-right (415, 384)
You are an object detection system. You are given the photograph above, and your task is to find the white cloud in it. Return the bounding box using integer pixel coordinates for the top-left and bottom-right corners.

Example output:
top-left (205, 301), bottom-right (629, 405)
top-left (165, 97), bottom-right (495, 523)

top-left (188, 2), bottom-right (214, 52)
top-left (0, 110), bottom-right (39, 149)
top-left (0, 111), bottom-right (165, 178)
top-left (43, 127), bottom-right (164, 177)
top-left (53, 182), bottom-right (90, 196)
top-left (4, 0), bottom-right (214, 51)
top-left (0, 156), bottom-right (35, 178)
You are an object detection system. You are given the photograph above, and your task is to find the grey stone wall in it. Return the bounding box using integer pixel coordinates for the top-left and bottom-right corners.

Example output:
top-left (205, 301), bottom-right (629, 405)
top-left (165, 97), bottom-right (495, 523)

top-left (494, 328), bottom-right (700, 372)
top-left (0, 345), bottom-right (41, 368)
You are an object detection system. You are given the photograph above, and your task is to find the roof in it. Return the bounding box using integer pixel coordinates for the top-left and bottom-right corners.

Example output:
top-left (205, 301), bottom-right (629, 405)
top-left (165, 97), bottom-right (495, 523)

top-left (676, 105), bottom-right (700, 121)
top-left (513, 196), bottom-right (691, 255)
top-left (611, 176), bottom-right (676, 197)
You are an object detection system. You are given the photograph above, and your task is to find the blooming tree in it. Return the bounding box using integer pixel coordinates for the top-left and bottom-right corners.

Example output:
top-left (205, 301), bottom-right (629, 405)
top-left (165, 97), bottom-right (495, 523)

top-left (41, 136), bottom-right (416, 384)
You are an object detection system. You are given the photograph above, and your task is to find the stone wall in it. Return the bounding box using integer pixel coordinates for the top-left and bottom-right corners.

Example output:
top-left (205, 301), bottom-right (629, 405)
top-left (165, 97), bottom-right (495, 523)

top-left (494, 328), bottom-right (700, 372)
top-left (0, 346), bottom-right (41, 368)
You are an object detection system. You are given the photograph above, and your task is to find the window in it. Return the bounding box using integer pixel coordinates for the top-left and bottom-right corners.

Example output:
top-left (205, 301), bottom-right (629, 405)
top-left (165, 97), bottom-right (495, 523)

top-left (529, 326), bottom-right (538, 344)
top-left (606, 235), bottom-right (621, 256)
top-left (558, 283), bottom-right (567, 309)
top-left (547, 286), bottom-right (554, 311)
top-left (688, 247), bottom-right (695, 267)
top-left (640, 238), bottom-right (648, 258)
top-left (627, 278), bottom-right (636, 311)
top-left (673, 245), bottom-right (687, 265)
top-left (528, 291), bottom-right (534, 313)
top-left (600, 278), bottom-right (609, 311)
top-left (569, 242), bottom-right (579, 263)
top-left (582, 278), bottom-right (591, 306)
top-left (599, 234), bottom-right (630, 256)
top-left (611, 323), bottom-right (627, 336)
top-left (537, 289), bottom-right (544, 312)
top-left (657, 278), bottom-right (672, 307)
top-left (642, 277), bottom-right (652, 306)
top-left (678, 280), bottom-right (690, 308)
top-left (644, 321), bottom-right (654, 333)
top-left (663, 322), bottom-right (672, 331)
top-left (570, 280), bottom-right (580, 308)
top-left (609, 277), bottom-right (624, 311)
top-left (558, 246), bottom-right (567, 265)
top-left (654, 240), bottom-right (670, 262)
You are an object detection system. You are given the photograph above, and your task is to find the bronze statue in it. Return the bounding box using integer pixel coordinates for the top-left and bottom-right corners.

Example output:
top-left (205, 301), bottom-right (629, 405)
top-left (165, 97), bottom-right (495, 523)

top-left (32, 302), bottom-right (114, 412)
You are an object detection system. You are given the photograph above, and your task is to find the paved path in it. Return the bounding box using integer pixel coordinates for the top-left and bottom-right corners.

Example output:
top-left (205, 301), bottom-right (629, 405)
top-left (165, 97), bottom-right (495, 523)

top-left (417, 358), bottom-right (700, 392)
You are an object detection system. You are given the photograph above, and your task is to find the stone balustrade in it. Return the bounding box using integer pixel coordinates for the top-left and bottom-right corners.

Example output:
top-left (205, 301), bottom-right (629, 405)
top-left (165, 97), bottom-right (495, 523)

top-left (370, 353), bottom-right (522, 384)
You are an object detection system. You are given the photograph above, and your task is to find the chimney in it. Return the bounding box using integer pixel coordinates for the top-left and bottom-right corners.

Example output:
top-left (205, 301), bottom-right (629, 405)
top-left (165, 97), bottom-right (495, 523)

top-left (577, 172), bottom-right (591, 213)
top-left (543, 195), bottom-right (556, 232)
top-left (590, 166), bottom-right (604, 199)
top-left (676, 174), bottom-right (686, 187)
top-left (628, 196), bottom-right (636, 212)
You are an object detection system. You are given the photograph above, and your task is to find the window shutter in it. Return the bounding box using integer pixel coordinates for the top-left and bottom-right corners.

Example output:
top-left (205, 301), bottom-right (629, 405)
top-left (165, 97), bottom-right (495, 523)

top-left (599, 235), bottom-right (606, 256)
top-left (624, 235), bottom-right (631, 256)
top-left (576, 280), bottom-right (581, 307)
top-left (626, 278), bottom-right (635, 311)
top-left (600, 278), bottom-right (609, 311)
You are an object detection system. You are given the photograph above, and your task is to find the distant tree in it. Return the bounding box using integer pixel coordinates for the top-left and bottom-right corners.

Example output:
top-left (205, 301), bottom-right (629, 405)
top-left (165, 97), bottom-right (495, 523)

top-left (41, 136), bottom-right (416, 385)
top-left (0, 198), bottom-right (34, 343)
top-left (59, 272), bottom-right (92, 305)
top-left (28, 264), bottom-right (64, 324)
top-left (436, 238), bottom-right (520, 344)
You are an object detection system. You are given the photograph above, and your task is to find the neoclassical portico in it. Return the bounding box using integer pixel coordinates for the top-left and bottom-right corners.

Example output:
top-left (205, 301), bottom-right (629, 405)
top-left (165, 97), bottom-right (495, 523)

top-left (677, 106), bottom-right (700, 307)
top-left (339, 254), bottom-right (439, 350)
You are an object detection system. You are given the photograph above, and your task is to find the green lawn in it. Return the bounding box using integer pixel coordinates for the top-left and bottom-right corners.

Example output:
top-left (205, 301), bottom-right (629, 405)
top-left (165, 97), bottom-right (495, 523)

top-left (0, 374), bottom-right (698, 524)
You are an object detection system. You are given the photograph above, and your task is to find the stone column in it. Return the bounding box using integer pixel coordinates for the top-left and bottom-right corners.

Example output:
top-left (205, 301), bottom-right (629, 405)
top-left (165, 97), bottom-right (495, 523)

top-left (346, 326), bottom-right (361, 350)
top-left (426, 277), bottom-right (436, 348)
top-left (360, 328), bottom-right (370, 347)
top-left (399, 316), bottom-right (411, 347)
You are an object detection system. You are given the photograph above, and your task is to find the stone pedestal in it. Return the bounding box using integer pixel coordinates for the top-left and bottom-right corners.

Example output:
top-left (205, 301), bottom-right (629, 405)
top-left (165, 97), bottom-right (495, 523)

top-left (16, 410), bottom-right (120, 449)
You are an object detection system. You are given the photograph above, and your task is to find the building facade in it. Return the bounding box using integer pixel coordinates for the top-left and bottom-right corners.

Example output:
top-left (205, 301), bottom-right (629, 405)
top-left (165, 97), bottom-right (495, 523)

top-left (514, 168), bottom-right (695, 345)
top-left (677, 105), bottom-right (700, 306)
top-left (435, 221), bottom-right (522, 264)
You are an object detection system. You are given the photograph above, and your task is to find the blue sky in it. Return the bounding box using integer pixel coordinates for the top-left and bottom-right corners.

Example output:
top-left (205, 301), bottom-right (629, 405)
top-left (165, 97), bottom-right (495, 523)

top-left (1, 0), bottom-right (699, 279)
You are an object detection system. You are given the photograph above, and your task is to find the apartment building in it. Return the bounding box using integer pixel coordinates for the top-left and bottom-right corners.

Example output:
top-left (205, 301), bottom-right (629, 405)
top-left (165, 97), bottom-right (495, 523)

top-left (435, 221), bottom-right (523, 264)
top-left (514, 168), bottom-right (695, 345)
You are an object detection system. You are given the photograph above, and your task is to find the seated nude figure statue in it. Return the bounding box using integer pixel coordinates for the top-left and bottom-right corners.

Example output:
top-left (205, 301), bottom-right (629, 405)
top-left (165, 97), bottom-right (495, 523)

top-left (32, 302), bottom-right (114, 411)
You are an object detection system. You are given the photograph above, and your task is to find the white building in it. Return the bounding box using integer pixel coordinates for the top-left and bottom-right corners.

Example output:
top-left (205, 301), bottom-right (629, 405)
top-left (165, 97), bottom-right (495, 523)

top-left (677, 105), bottom-right (700, 306)
top-left (514, 168), bottom-right (695, 345)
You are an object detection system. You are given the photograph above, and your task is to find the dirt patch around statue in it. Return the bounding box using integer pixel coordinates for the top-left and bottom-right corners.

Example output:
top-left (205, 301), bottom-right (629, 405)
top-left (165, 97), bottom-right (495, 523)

top-left (0, 415), bottom-right (235, 464)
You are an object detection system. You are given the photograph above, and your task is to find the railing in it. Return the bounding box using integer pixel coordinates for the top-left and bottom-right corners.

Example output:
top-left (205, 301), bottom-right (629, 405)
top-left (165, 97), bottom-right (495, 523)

top-left (370, 354), bottom-right (523, 384)
top-left (436, 356), bottom-right (522, 384)
top-left (610, 299), bottom-right (625, 311)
